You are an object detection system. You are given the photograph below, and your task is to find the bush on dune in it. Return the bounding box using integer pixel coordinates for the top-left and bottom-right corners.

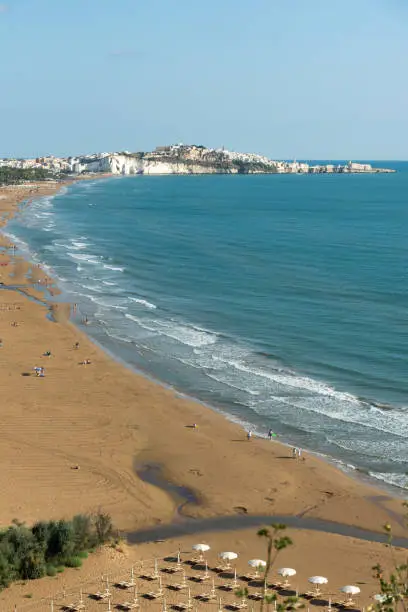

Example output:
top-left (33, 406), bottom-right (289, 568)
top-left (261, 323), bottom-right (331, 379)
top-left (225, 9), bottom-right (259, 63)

top-left (0, 511), bottom-right (113, 591)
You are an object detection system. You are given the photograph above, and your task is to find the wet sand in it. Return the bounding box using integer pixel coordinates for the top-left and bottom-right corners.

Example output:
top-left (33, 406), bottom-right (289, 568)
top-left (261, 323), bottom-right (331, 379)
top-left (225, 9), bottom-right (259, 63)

top-left (0, 180), bottom-right (406, 607)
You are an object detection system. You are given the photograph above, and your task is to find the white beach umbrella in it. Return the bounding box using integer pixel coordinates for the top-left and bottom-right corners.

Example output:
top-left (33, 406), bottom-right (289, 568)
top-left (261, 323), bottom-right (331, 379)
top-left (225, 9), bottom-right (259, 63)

top-left (219, 551), bottom-right (238, 561)
top-left (278, 568), bottom-right (296, 578)
top-left (248, 559), bottom-right (267, 569)
top-left (308, 576), bottom-right (328, 585)
top-left (193, 544), bottom-right (210, 553)
top-left (374, 594), bottom-right (388, 603)
top-left (341, 586), bottom-right (360, 596)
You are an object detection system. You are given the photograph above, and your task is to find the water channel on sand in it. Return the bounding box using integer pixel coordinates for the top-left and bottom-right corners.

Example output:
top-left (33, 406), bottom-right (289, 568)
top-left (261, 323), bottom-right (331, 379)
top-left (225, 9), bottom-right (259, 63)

top-left (129, 464), bottom-right (408, 548)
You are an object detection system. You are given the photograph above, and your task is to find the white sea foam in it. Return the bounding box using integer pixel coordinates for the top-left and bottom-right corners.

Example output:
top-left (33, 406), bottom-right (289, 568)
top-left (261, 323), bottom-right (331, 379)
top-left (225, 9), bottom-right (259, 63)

top-left (80, 283), bottom-right (104, 294)
top-left (103, 264), bottom-right (124, 272)
top-left (129, 297), bottom-right (157, 309)
top-left (68, 253), bottom-right (101, 265)
top-left (105, 329), bottom-right (133, 343)
top-left (125, 315), bottom-right (218, 347)
top-left (89, 296), bottom-right (128, 310)
top-left (369, 471), bottom-right (408, 490)
top-left (206, 372), bottom-right (261, 396)
top-left (288, 395), bottom-right (408, 439)
top-left (3, 231), bottom-right (29, 251)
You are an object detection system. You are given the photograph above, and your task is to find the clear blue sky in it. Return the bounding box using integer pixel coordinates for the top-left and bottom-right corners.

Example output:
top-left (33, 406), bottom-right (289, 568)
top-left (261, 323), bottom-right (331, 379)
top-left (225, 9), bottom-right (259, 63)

top-left (1, 0), bottom-right (407, 159)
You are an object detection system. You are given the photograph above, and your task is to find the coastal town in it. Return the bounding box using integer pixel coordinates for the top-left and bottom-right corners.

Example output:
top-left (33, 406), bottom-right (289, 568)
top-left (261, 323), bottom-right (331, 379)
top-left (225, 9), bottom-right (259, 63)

top-left (0, 144), bottom-right (395, 178)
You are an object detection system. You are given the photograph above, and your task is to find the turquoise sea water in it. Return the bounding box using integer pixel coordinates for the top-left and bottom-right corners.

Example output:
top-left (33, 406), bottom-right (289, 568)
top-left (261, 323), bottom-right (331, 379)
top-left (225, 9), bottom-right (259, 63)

top-left (7, 165), bottom-right (408, 490)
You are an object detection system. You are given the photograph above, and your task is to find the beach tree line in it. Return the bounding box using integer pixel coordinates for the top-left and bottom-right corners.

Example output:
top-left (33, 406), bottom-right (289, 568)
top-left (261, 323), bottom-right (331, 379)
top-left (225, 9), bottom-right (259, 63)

top-left (0, 511), bottom-right (113, 589)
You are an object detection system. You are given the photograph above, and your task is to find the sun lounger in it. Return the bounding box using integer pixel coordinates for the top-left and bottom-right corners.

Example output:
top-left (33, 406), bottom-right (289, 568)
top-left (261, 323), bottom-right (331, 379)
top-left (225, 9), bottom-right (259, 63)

top-left (214, 563), bottom-right (231, 572)
top-left (172, 582), bottom-right (188, 591)
top-left (305, 589), bottom-right (322, 598)
top-left (146, 588), bottom-right (163, 599)
top-left (120, 602), bottom-right (139, 611)
top-left (175, 602), bottom-right (193, 610)
top-left (339, 599), bottom-right (357, 608)
top-left (200, 591), bottom-right (217, 601)
top-left (66, 603), bottom-right (85, 612)
top-left (195, 572), bottom-right (211, 582)
top-left (116, 579), bottom-right (136, 589)
top-left (94, 589), bottom-right (111, 600)
top-left (229, 599), bottom-right (248, 610)
top-left (166, 563), bottom-right (183, 574)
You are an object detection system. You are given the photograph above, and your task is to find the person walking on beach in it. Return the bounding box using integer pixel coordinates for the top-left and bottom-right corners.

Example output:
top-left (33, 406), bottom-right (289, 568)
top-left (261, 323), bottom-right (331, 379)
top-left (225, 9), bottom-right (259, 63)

top-left (247, 430), bottom-right (253, 441)
top-left (292, 447), bottom-right (297, 459)
top-left (268, 428), bottom-right (276, 441)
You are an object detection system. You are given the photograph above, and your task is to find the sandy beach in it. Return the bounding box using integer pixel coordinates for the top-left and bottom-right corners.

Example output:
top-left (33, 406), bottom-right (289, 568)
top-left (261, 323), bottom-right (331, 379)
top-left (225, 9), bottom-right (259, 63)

top-left (0, 529), bottom-right (406, 611)
top-left (0, 181), bottom-right (406, 609)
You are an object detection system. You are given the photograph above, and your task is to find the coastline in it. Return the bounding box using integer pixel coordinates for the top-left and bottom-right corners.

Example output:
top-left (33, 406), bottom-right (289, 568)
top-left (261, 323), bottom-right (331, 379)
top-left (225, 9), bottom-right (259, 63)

top-left (0, 180), bottom-right (406, 533)
top-left (5, 178), bottom-right (405, 501)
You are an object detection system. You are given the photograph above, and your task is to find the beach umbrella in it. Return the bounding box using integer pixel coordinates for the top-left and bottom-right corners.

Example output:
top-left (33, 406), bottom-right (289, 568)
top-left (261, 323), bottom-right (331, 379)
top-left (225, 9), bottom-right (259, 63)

top-left (374, 594), bottom-right (388, 603)
top-left (278, 568), bottom-right (296, 578)
top-left (193, 544), bottom-right (210, 553)
top-left (341, 586), bottom-right (360, 597)
top-left (219, 551), bottom-right (238, 561)
top-left (308, 576), bottom-right (328, 595)
top-left (248, 559), bottom-right (266, 569)
top-left (308, 577), bottom-right (328, 585)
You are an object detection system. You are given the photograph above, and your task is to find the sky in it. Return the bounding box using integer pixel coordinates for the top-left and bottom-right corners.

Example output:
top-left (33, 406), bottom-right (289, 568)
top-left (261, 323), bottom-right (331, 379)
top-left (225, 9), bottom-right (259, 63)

top-left (0, 0), bottom-right (407, 159)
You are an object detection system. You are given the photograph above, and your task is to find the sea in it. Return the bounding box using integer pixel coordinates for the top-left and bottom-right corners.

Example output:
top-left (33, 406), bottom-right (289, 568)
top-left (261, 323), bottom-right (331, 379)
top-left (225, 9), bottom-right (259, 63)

top-left (6, 164), bottom-right (408, 493)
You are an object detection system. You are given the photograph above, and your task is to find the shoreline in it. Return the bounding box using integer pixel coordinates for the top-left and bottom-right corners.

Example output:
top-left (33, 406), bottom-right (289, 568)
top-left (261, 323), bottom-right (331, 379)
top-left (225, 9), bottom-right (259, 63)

top-left (10, 176), bottom-right (406, 499)
top-left (6, 179), bottom-right (404, 500)
top-left (0, 179), bottom-right (406, 534)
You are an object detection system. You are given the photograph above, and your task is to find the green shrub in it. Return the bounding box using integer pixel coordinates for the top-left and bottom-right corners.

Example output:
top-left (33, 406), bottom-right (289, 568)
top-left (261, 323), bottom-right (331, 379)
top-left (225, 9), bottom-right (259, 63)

top-left (77, 551), bottom-right (88, 559)
top-left (64, 557), bottom-right (82, 569)
top-left (0, 511), bottom-right (112, 589)
top-left (72, 515), bottom-right (93, 552)
top-left (94, 511), bottom-right (113, 545)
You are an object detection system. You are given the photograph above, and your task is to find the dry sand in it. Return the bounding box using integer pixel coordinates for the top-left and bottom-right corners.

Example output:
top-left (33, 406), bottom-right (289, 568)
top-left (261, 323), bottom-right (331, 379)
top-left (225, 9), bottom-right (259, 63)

top-left (0, 180), bottom-right (406, 609)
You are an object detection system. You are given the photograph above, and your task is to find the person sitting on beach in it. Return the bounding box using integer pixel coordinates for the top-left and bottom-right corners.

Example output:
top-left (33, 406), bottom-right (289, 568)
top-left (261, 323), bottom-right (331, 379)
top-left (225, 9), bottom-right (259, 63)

top-left (43, 350), bottom-right (51, 357)
top-left (74, 342), bottom-right (80, 350)
top-left (11, 321), bottom-right (18, 327)
top-left (81, 359), bottom-right (91, 365)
